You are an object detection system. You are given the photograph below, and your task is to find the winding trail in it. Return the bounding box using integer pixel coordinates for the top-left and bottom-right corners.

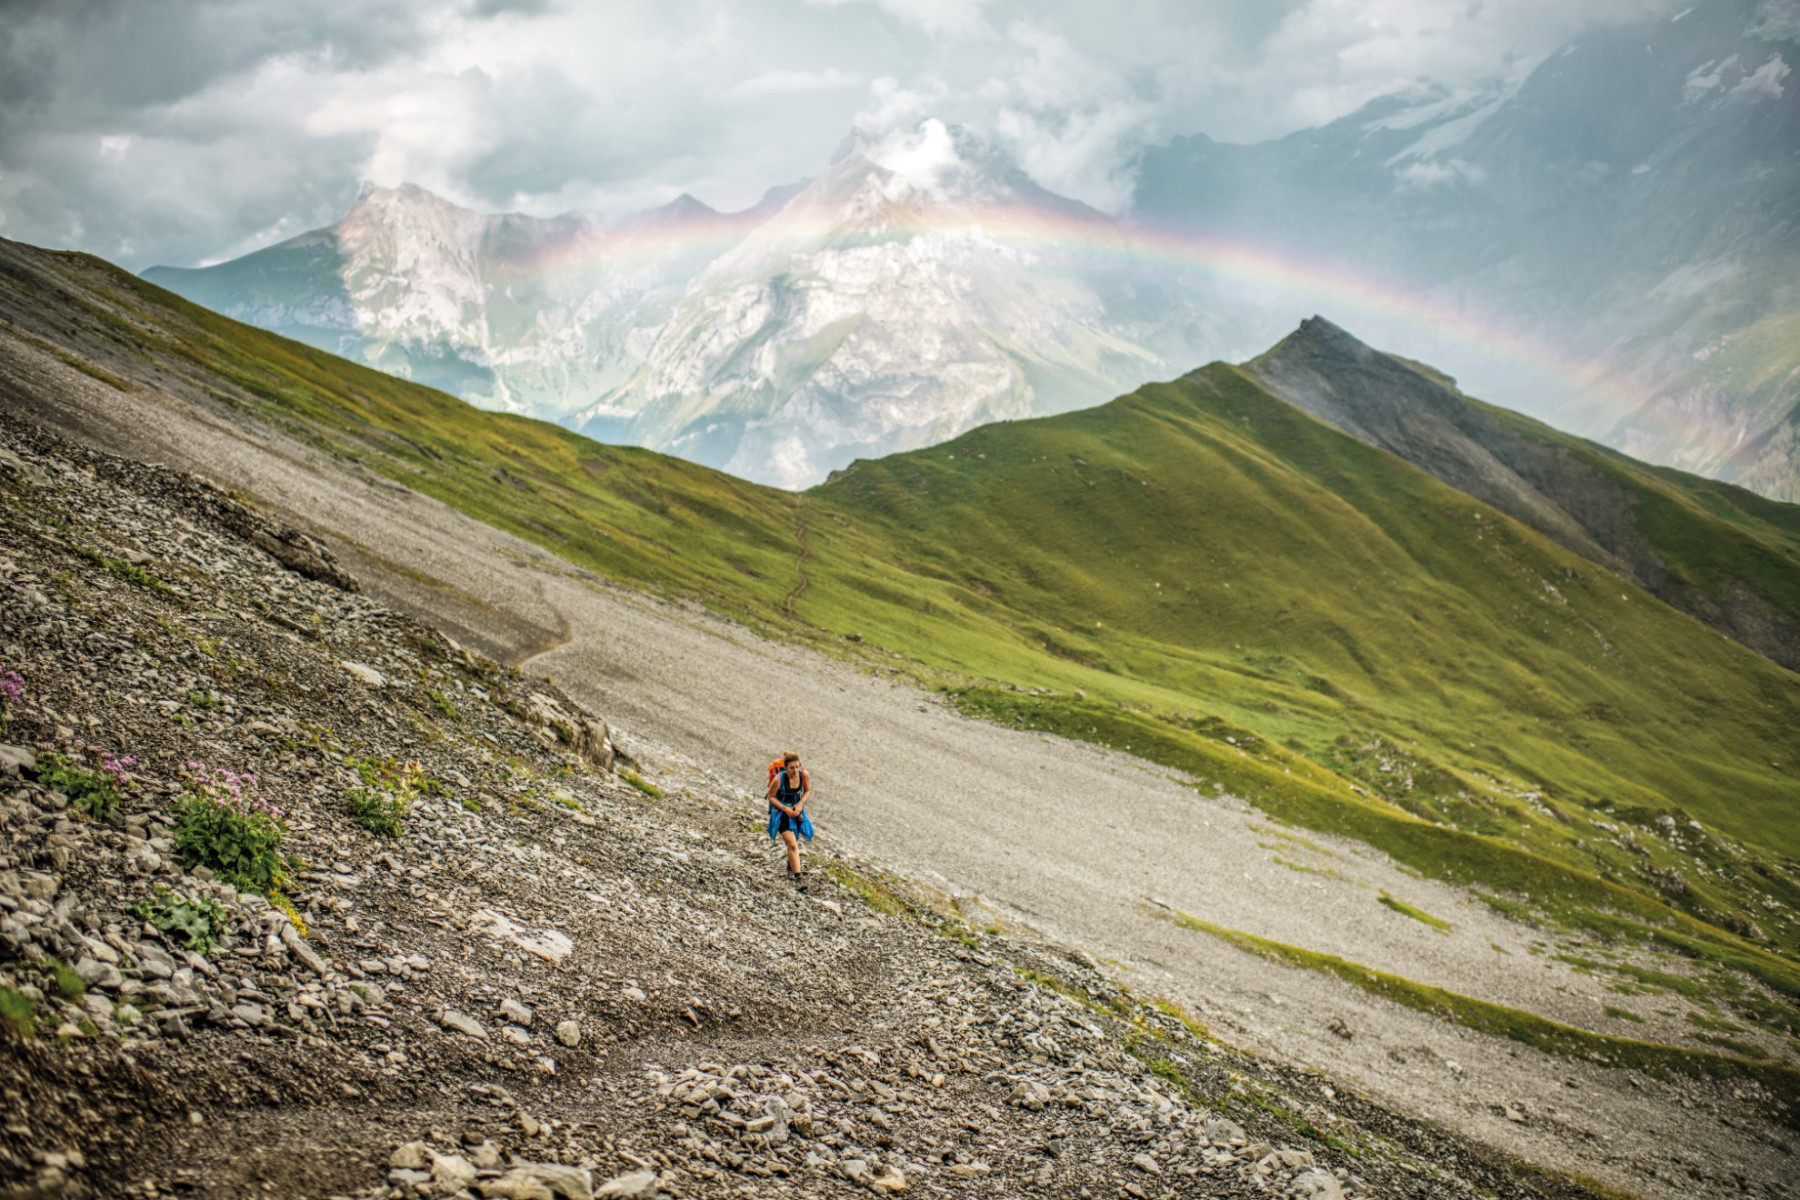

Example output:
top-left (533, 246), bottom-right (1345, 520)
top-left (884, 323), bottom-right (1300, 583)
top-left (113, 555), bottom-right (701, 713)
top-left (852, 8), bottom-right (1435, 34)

top-left (506, 581), bottom-right (573, 671)
top-left (783, 502), bottom-right (812, 618)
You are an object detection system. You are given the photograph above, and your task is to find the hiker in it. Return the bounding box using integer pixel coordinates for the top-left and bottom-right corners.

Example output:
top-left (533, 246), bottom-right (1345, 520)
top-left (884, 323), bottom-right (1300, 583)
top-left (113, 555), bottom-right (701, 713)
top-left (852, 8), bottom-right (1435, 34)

top-left (766, 750), bottom-right (813, 884)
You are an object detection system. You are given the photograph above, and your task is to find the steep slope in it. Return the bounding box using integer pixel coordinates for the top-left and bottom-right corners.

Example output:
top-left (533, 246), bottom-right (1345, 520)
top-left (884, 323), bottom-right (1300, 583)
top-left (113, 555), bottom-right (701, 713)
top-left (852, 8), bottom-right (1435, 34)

top-left (3, 234), bottom-right (1798, 1004)
top-left (582, 120), bottom-right (1170, 487)
top-left (1133, 0), bottom-right (1800, 498)
top-left (1248, 316), bottom-right (1800, 672)
top-left (11, 417), bottom-right (1654, 1200)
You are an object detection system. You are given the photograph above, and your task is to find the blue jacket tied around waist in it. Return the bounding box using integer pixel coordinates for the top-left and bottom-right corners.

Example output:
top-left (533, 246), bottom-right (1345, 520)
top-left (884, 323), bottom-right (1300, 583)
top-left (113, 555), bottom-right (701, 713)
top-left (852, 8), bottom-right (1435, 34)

top-left (769, 769), bottom-right (814, 841)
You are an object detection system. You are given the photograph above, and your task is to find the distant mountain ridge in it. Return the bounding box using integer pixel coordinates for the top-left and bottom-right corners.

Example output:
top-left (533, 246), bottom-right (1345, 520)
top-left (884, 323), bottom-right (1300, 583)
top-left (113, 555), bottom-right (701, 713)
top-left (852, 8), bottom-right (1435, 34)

top-left (142, 183), bottom-right (777, 418)
top-left (145, 127), bottom-right (1184, 488)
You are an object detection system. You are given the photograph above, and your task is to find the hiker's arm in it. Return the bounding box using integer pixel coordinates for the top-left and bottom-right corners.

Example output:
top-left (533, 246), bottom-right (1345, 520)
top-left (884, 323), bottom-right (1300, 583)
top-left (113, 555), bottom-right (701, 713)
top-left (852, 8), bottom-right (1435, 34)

top-left (797, 774), bottom-right (810, 812)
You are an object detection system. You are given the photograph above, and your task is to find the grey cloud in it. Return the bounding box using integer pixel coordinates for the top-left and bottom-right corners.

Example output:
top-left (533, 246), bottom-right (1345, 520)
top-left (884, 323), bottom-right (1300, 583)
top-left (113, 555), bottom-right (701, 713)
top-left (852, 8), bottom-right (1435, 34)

top-left (0, 0), bottom-right (1670, 270)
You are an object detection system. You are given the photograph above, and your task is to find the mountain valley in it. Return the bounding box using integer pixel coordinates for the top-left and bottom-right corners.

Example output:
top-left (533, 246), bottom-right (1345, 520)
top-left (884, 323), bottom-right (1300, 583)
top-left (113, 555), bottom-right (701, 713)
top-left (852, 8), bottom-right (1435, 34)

top-left (3, 235), bottom-right (1799, 1196)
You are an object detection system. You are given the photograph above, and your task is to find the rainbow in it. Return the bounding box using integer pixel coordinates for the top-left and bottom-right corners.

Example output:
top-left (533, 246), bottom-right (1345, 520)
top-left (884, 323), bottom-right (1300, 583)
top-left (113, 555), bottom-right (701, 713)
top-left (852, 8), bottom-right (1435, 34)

top-left (500, 193), bottom-right (1649, 431)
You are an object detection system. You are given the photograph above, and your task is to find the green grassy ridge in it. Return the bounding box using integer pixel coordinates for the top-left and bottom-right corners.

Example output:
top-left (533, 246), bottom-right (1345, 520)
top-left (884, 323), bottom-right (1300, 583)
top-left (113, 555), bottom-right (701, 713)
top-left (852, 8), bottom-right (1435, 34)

top-left (815, 368), bottom-right (1800, 846)
top-left (8, 241), bottom-right (1800, 980)
top-left (1378, 894), bottom-right (1452, 932)
top-left (1274, 324), bottom-right (1800, 631)
top-left (1159, 907), bottom-right (1800, 1126)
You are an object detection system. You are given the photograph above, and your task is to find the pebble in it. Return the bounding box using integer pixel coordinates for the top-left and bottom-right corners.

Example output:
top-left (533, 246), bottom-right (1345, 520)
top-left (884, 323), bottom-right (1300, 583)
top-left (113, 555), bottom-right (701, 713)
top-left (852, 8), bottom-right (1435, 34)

top-left (439, 1010), bottom-right (487, 1040)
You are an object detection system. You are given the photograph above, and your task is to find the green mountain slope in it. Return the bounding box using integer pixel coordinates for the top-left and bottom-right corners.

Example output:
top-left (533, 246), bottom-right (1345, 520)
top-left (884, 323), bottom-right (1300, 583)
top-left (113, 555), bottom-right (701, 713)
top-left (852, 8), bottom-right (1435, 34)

top-left (1247, 316), bottom-right (1800, 673)
top-left (3, 236), bottom-right (1798, 1029)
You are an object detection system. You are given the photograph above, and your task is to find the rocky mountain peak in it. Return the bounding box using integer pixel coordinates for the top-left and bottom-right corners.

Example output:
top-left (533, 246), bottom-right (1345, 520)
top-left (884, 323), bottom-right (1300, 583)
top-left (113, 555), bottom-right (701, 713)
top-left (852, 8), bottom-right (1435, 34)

top-left (1279, 316), bottom-right (1380, 365)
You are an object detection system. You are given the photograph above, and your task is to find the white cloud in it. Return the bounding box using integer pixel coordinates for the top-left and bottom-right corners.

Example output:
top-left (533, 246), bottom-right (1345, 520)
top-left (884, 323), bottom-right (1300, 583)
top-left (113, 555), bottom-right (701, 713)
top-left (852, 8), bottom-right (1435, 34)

top-left (0, 0), bottom-right (1674, 268)
top-left (728, 67), bottom-right (862, 96)
top-left (862, 116), bottom-right (962, 194)
top-left (854, 76), bottom-right (950, 136)
top-left (806, 0), bottom-right (990, 39)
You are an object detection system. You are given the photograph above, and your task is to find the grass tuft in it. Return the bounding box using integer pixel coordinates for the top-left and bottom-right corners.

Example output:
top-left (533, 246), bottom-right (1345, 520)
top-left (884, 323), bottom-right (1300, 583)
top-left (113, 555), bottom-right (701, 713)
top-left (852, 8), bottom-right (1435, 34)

top-left (1378, 893), bottom-right (1453, 932)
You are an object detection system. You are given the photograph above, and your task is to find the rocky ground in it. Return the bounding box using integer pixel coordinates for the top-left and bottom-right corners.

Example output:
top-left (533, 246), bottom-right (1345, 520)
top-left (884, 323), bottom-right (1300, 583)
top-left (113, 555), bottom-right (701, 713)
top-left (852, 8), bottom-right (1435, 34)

top-left (0, 412), bottom-right (1672, 1199)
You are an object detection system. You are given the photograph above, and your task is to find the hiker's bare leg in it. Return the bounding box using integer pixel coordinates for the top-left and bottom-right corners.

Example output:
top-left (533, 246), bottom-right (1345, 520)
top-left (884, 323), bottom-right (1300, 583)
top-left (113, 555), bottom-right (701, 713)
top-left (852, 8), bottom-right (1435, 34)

top-left (780, 830), bottom-right (801, 875)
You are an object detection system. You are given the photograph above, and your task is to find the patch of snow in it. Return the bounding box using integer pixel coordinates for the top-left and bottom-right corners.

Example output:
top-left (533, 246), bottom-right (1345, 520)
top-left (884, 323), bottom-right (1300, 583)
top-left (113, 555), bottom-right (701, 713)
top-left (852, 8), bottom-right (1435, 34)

top-left (1393, 158), bottom-right (1486, 190)
top-left (1385, 96), bottom-right (1508, 165)
top-left (1684, 56), bottom-right (1734, 101)
top-left (1732, 54), bottom-right (1790, 98)
top-left (1361, 89), bottom-right (1478, 133)
top-left (1671, 6), bottom-right (1694, 21)
top-left (574, 402), bottom-right (639, 422)
top-left (1750, 0), bottom-right (1800, 43)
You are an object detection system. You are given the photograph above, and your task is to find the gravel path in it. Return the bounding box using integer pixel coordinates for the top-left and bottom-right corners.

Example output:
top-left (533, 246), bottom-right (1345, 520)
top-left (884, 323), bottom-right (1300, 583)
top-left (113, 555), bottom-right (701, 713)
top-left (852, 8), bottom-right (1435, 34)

top-left (2, 333), bottom-right (1791, 1198)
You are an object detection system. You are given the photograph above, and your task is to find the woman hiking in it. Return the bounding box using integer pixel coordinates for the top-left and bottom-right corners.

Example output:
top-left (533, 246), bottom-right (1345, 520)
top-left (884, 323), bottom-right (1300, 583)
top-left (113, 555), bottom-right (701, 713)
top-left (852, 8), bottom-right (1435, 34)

top-left (766, 750), bottom-right (813, 885)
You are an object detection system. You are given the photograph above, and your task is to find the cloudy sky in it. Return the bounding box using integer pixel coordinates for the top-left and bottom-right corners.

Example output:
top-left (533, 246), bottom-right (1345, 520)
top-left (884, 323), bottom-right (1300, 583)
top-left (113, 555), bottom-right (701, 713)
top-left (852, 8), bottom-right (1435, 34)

top-left (0, 0), bottom-right (1666, 270)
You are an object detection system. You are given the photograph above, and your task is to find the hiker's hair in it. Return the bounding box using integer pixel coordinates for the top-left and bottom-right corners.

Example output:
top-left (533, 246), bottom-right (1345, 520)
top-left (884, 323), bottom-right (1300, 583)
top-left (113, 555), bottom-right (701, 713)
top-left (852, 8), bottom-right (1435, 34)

top-left (782, 750), bottom-right (799, 765)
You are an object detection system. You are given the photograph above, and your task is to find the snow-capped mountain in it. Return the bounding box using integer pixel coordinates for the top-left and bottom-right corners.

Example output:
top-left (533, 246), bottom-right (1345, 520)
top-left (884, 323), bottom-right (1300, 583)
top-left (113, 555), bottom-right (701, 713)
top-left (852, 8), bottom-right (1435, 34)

top-left (146, 129), bottom-right (1181, 488)
top-left (1134, 0), bottom-right (1800, 498)
top-left (586, 121), bottom-right (1169, 487)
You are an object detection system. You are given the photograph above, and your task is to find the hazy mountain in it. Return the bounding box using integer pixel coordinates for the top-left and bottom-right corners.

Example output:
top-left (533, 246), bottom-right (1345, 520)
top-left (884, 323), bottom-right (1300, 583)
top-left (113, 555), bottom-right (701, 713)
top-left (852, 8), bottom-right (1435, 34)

top-left (1135, 0), bottom-right (1800, 499)
top-left (145, 129), bottom-right (1185, 488)
top-left (143, 183), bottom-right (778, 416)
top-left (586, 121), bottom-right (1173, 487)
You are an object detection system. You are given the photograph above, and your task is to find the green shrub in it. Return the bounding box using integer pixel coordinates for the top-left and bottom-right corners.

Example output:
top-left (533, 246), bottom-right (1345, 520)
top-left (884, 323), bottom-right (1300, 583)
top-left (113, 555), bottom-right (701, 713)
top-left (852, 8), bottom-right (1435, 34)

top-left (0, 987), bottom-right (36, 1037)
top-left (341, 756), bottom-right (421, 838)
top-left (172, 763), bottom-right (287, 894)
top-left (619, 768), bottom-right (663, 799)
top-left (47, 960), bottom-right (84, 1001)
top-left (129, 886), bottom-right (230, 955)
top-left (345, 787), bottom-right (407, 837)
top-left (34, 748), bottom-right (133, 822)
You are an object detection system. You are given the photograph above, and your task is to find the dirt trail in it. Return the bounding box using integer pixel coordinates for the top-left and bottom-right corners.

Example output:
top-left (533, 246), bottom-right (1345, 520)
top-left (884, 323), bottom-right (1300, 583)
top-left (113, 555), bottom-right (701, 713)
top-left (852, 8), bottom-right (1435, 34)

top-left (783, 502), bottom-right (811, 618)
top-left (507, 581), bottom-right (574, 671)
top-left (1, 337), bottom-right (1788, 1200)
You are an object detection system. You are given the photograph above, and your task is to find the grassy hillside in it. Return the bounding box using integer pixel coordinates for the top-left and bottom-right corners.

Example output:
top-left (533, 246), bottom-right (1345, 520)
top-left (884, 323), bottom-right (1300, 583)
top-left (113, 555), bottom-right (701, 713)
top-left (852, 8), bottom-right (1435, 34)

top-left (4, 238), bottom-right (1799, 1042)
top-left (803, 371), bottom-right (1800, 960)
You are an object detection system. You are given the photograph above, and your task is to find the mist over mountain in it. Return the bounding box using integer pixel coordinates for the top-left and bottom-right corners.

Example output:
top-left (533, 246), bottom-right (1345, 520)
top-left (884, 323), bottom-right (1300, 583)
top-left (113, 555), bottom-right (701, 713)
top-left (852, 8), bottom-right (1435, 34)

top-left (142, 0), bottom-right (1800, 497)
